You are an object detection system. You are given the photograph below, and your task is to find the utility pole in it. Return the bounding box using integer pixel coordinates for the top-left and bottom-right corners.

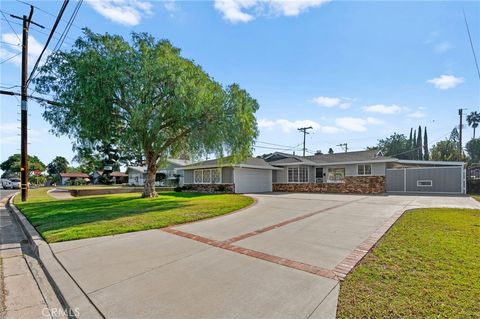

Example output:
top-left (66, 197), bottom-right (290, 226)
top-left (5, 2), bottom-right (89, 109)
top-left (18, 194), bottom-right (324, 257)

top-left (11, 7), bottom-right (43, 201)
top-left (337, 143), bottom-right (348, 153)
top-left (459, 108), bottom-right (463, 160)
top-left (297, 126), bottom-right (313, 157)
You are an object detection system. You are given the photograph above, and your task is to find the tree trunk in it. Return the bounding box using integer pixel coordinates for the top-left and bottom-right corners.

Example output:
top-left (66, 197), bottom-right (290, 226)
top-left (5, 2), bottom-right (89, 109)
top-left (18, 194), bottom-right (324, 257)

top-left (142, 158), bottom-right (158, 198)
top-left (474, 127), bottom-right (476, 139)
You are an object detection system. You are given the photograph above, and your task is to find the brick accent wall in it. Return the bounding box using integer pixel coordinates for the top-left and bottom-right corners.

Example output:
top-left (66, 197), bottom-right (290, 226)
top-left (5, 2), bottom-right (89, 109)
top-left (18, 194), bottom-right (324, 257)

top-left (272, 176), bottom-right (385, 194)
top-left (184, 183), bottom-right (235, 193)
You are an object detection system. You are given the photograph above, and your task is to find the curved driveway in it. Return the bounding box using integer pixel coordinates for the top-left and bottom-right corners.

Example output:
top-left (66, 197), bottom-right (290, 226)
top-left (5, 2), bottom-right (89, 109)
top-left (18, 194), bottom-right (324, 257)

top-left (50, 193), bottom-right (480, 319)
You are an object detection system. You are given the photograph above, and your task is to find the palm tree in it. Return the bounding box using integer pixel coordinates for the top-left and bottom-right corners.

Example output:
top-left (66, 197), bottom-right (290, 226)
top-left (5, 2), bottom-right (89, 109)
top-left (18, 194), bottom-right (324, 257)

top-left (467, 111), bottom-right (480, 139)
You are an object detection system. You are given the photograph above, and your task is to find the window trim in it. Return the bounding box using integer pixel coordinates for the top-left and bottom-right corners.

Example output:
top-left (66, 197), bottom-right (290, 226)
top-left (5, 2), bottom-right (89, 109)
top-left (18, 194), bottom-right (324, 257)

top-left (357, 164), bottom-right (372, 176)
top-left (417, 180), bottom-right (433, 187)
top-left (193, 169), bottom-right (222, 184)
top-left (287, 165), bottom-right (309, 183)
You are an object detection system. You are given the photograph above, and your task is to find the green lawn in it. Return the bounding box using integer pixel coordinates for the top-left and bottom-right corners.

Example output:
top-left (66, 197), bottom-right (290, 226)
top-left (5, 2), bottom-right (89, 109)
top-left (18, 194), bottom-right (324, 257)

top-left (337, 208), bottom-right (480, 318)
top-left (14, 188), bottom-right (253, 243)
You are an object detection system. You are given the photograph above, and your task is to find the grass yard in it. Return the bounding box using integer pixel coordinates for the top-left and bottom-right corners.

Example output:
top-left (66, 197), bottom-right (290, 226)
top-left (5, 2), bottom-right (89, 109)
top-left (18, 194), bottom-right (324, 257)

top-left (14, 188), bottom-right (253, 243)
top-left (337, 208), bottom-right (480, 319)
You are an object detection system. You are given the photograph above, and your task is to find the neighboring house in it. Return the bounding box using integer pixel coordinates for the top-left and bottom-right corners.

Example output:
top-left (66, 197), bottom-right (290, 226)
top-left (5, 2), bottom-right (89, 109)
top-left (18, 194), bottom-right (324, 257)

top-left (181, 150), bottom-right (466, 194)
top-left (91, 170), bottom-right (128, 184)
top-left (182, 157), bottom-right (281, 193)
top-left (126, 159), bottom-right (193, 186)
top-left (467, 165), bottom-right (480, 180)
top-left (59, 172), bottom-right (90, 185)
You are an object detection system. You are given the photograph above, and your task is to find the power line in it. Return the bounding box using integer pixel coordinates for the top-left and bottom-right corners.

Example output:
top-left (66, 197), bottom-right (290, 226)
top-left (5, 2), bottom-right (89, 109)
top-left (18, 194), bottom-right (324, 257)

top-left (0, 40), bottom-right (21, 47)
top-left (463, 9), bottom-right (480, 81)
top-left (51, 0), bottom-right (82, 54)
top-left (0, 52), bottom-right (21, 64)
top-left (28, 0), bottom-right (69, 84)
top-left (0, 10), bottom-right (21, 42)
top-left (16, 0), bottom-right (83, 30)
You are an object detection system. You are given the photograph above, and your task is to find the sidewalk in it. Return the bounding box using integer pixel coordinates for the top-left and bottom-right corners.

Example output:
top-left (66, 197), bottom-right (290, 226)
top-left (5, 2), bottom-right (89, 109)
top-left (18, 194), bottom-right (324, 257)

top-left (0, 196), bottom-right (63, 319)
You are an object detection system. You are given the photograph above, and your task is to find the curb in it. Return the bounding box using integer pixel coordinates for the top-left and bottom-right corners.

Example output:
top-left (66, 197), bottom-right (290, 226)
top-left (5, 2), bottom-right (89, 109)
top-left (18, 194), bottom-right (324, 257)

top-left (7, 195), bottom-right (104, 319)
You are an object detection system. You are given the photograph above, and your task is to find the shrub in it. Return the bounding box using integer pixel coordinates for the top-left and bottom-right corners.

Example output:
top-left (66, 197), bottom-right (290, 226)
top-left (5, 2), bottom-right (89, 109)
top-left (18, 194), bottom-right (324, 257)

top-left (174, 186), bottom-right (183, 192)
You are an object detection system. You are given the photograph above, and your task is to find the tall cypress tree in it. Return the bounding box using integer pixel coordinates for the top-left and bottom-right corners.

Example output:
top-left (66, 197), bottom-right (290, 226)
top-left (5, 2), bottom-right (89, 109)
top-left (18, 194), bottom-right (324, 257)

top-left (423, 126), bottom-right (429, 160)
top-left (408, 128), bottom-right (413, 159)
top-left (413, 130), bottom-right (417, 160)
top-left (417, 125), bottom-right (423, 160)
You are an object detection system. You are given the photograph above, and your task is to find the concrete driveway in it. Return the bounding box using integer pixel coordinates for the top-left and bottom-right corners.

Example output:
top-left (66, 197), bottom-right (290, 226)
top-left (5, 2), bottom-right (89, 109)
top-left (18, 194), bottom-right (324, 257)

top-left (50, 193), bottom-right (480, 319)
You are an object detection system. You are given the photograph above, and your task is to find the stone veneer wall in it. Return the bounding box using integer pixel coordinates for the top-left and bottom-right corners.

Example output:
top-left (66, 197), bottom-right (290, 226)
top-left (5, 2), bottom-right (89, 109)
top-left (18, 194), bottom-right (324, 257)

top-left (272, 176), bottom-right (385, 194)
top-left (184, 183), bottom-right (235, 193)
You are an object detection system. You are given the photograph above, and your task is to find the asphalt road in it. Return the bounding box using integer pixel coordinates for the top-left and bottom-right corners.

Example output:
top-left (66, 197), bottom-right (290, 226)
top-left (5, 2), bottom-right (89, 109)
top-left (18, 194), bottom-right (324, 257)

top-left (0, 189), bottom-right (18, 201)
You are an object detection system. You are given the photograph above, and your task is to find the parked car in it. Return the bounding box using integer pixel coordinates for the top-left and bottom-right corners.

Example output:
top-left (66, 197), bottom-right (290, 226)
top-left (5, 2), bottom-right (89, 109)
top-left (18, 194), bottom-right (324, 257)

top-left (9, 178), bottom-right (21, 189)
top-left (2, 178), bottom-right (22, 189)
top-left (2, 179), bottom-right (12, 189)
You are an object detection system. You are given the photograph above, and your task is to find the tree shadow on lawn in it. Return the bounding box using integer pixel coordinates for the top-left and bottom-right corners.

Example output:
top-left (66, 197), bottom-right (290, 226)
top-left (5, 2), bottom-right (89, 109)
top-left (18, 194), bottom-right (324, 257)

top-left (19, 193), bottom-right (202, 234)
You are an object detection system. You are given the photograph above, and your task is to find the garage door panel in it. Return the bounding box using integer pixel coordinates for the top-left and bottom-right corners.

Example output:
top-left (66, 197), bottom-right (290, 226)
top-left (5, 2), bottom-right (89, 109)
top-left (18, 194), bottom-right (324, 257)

top-left (386, 167), bottom-right (463, 194)
top-left (406, 167), bottom-right (462, 193)
top-left (234, 168), bottom-right (272, 193)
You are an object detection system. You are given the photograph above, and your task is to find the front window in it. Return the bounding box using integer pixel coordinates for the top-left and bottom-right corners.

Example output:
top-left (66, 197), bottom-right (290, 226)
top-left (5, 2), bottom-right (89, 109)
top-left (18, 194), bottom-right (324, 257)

top-left (194, 169), bottom-right (221, 184)
top-left (327, 168), bottom-right (345, 183)
top-left (288, 166), bottom-right (308, 183)
top-left (357, 164), bottom-right (372, 175)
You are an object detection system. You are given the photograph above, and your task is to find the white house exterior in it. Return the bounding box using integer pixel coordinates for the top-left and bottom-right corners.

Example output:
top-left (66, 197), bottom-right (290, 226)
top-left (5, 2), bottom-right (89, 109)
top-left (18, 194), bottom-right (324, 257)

top-left (126, 159), bottom-right (193, 186)
top-left (181, 151), bottom-right (466, 195)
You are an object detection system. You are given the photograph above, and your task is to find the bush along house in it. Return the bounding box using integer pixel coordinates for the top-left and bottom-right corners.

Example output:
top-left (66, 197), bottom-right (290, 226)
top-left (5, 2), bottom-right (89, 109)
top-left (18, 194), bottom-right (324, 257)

top-left (182, 150), bottom-right (466, 195)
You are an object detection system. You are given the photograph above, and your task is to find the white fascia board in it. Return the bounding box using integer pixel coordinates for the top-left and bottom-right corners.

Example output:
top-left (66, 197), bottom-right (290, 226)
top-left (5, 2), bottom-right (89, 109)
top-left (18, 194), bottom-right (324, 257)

top-left (237, 164), bottom-right (283, 170)
top-left (272, 159), bottom-right (397, 167)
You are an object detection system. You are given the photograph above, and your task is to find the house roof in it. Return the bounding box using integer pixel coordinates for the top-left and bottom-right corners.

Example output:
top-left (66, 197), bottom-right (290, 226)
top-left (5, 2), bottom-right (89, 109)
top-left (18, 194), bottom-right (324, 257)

top-left (126, 159), bottom-right (195, 174)
top-left (110, 171), bottom-right (128, 177)
top-left (60, 172), bottom-right (89, 178)
top-left (183, 157), bottom-right (281, 170)
top-left (305, 150), bottom-right (389, 164)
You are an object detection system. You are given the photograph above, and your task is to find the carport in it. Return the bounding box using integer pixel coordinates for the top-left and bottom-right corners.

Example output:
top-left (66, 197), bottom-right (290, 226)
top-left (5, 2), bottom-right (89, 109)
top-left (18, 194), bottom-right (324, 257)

top-left (386, 160), bottom-right (466, 194)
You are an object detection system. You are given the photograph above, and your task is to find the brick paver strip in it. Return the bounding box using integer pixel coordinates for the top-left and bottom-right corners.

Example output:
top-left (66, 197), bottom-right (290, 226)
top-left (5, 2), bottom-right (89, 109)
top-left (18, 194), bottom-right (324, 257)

top-left (223, 197), bottom-right (367, 244)
top-left (162, 228), bottom-right (338, 280)
top-left (333, 209), bottom-right (406, 280)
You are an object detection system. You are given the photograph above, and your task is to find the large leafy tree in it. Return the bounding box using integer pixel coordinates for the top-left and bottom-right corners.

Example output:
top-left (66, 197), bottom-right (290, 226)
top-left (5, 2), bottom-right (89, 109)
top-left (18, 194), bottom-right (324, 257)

top-left (431, 140), bottom-right (461, 161)
top-left (36, 30), bottom-right (258, 197)
top-left (0, 154), bottom-right (45, 178)
top-left (46, 156), bottom-right (69, 176)
top-left (467, 111), bottom-right (480, 139)
top-left (466, 138), bottom-right (480, 163)
top-left (377, 133), bottom-right (412, 159)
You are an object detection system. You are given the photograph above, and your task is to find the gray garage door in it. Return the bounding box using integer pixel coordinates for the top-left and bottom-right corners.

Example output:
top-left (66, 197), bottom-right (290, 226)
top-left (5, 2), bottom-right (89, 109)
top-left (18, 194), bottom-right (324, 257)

top-left (386, 166), bottom-right (465, 194)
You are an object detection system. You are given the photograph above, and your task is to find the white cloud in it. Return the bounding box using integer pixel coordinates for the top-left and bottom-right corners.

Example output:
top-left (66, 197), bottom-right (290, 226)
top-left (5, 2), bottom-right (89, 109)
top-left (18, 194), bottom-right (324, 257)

top-left (0, 33), bottom-right (47, 68)
top-left (312, 96), bottom-right (352, 109)
top-left (434, 41), bottom-right (452, 53)
top-left (335, 117), bottom-right (382, 132)
top-left (214, 0), bottom-right (330, 23)
top-left (363, 104), bottom-right (406, 114)
top-left (163, 0), bottom-right (177, 12)
top-left (407, 110), bottom-right (426, 118)
top-left (427, 75), bottom-right (464, 90)
top-left (258, 118), bottom-right (341, 134)
top-left (86, 0), bottom-right (153, 26)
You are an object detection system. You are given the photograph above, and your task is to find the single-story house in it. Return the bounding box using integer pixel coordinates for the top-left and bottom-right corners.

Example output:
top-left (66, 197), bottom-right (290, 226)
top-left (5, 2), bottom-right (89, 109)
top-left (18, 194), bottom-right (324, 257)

top-left (181, 150), bottom-right (466, 195)
top-left (182, 157), bottom-right (281, 193)
top-left (126, 159), bottom-right (193, 186)
top-left (265, 150), bottom-right (465, 194)
top-left (91, 170), bottom-right (128, 184)
top-left (59, 172), bottom-right (90, 185)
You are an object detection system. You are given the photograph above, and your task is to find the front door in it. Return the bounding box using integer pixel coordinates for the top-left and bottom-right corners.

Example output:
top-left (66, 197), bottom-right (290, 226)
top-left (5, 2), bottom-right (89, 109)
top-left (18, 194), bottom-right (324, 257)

top-left (315, 168), bottom-right (323, 183)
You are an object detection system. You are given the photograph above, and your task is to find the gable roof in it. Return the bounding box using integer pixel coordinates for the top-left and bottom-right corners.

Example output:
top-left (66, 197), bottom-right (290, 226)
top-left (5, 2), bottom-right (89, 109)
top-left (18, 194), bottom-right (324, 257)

top-left (126, 159), bottom-right (195, 174)
top-left (305, 149), bottom-right (389, 164)
top-left (183, 157), bottom-right (281, 170)
top-left (263, 150), bottom-right (393, 166)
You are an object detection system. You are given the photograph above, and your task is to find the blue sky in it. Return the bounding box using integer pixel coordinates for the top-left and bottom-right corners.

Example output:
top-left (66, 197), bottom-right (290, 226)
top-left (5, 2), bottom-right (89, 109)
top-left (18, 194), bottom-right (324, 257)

top-left (1, 0), bottom-right (479, 168)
